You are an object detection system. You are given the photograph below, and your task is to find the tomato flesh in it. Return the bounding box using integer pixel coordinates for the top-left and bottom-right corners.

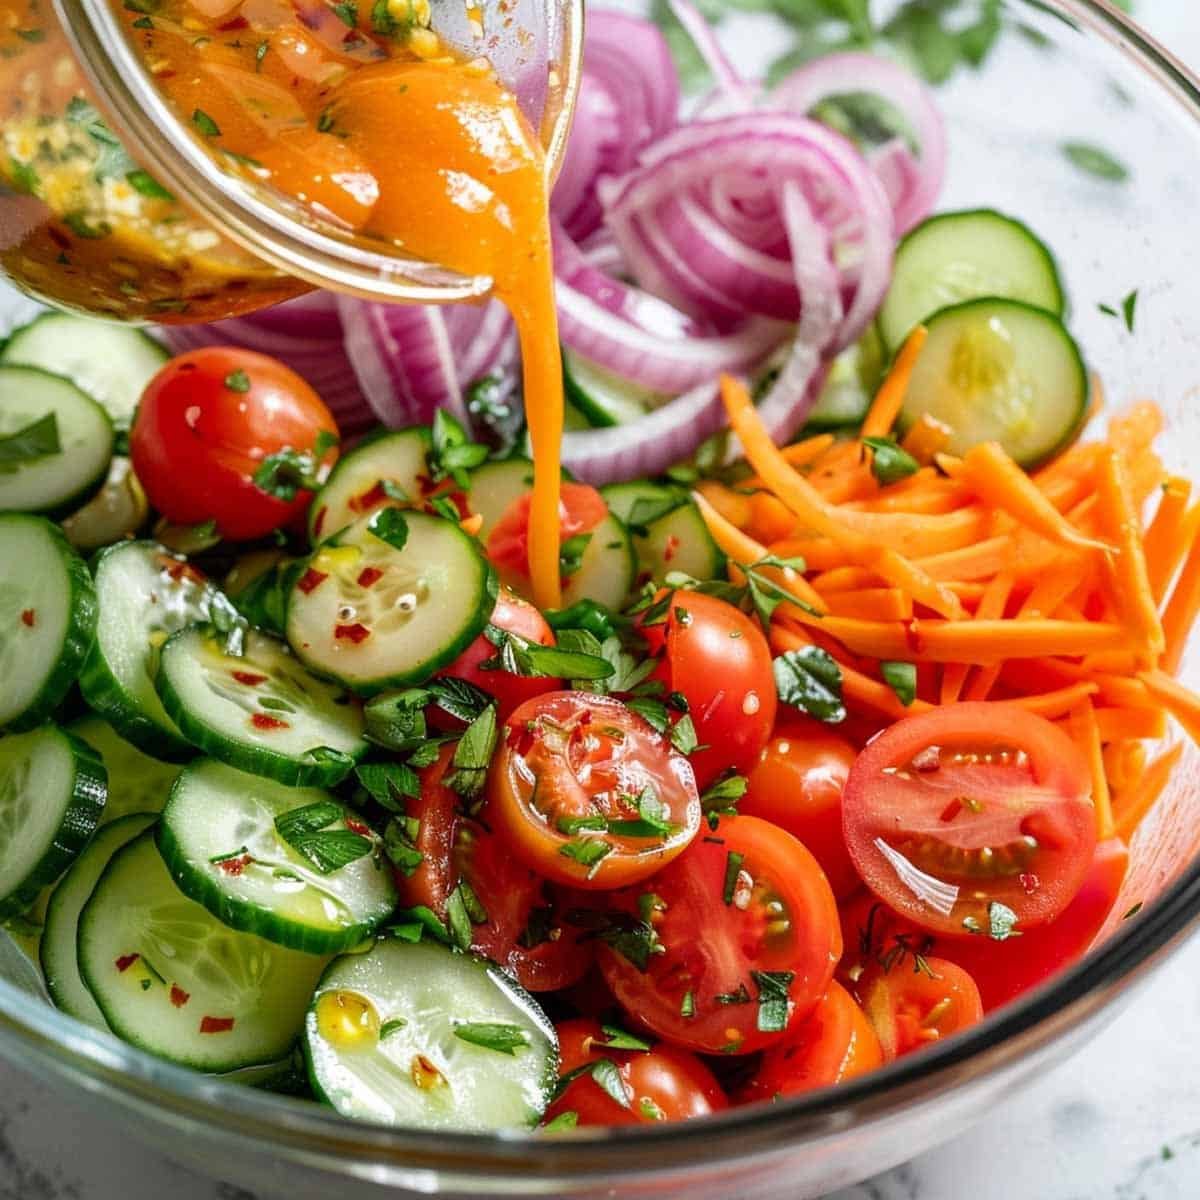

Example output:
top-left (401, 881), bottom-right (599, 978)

top-left (595, 815), bottom-right (841, 1055)
top-left (130, 347), bottom-right (338, 541)
top-left (487, 691), bottom-right (701, 890)
top-left (543, 1019), bottom-right (727, 1126)
top-left (487, 482), bottom-right (608, 591)
top-left (842, 703), bottom-right (1096, 938)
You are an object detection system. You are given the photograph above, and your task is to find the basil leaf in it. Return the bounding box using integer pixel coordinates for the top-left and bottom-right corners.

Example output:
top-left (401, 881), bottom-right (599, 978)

top-left (880, 661), bottom-right (917, 707)
top-left (429, 409), bottom-right (489, 487)
top-left (390, 905), bottom-right (449, 945)
top-left (275, 800), bottom-right (342, 841)
top-left (444, 705), bottom-right (498, 802)
top-left (542, 1110), bottom-right (579, 1132)
top-left (773, 647), bottom-right (846, 724)
top-left (425, 676), bottom-right (491, 723)
top-left (453, 1022), bottom-right (530, 1055)
top-left (589, 1058), bottom-right (631, 1109)
top-left (363, 689), bottom-right (429, 751)
top-left (597, 1024), bottom-right (651, 1052)
top-left (224, 369), bottom-right (251, 393)
top-left (751, 969), bottom-right (794, 1034)
top-left (700, 773), bottom-right (748, 817)
top-left (0, 413), bottom-right (60, 472)
top-left (355, 762), bottom-right (419, 811)
top-left (669, 713), bottom-right (699, 755)
top-left (382, 816), bottom-right (423, 877)
top-left (559, 533), bottom-right (592, 579)
top-left (368, 507), bottom-right (409, 551)
top-left (1062, 140), bottom-right (1129, 182)
top-left (863, 436), bottom-right (920, 486)
top-left (192, 108), bottom-right (221, 137)
top-left (379, 1018), bottom-right (406, 1039)
top-left (559, 838), bottom-right (613, 876)
top-left (290, 830), bottom-right (373, 874)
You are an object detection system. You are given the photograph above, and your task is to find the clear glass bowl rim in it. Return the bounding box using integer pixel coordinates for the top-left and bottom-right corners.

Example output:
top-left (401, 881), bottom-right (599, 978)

top-left (3, 0), bottom-right (1200, 1184)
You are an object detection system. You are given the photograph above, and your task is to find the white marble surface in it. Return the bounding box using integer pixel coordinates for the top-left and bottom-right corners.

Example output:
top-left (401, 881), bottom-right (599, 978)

top-left (4, 2), bottom-right (1200, 1198)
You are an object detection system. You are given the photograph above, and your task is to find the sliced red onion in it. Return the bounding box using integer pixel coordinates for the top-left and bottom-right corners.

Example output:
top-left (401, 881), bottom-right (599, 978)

top-left (551, 74), bottom-right (621, 241)
top-left (665, 0), bottom-right (755, 112)
top-left (771, 51), bottom-right (947, 235)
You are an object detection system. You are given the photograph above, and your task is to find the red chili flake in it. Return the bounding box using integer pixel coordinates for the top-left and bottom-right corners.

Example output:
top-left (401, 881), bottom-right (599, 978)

top-left (160, 556), bottom-right (205, 585)
top-left (312, 507), bottom-right (327, 539)
top-left (902, 618), bottom-right (924, 654)
top-left (663, 534), bottom-right (680, 563)
top-left (232, 670), bottom-right (268, 686)
top-left (345, 817), bottom-right (371, 836)
top-left (1019, 872), bottom-right (1041, 895)
top-left (350, 481), bottom-right (388, 513)
top-left (200, 1016), bottom-right (236, 1035)
top-left (169, 984), bottom-right (191, 1009)
top-left (938, 798), bottom-right (962, 824)
top-left (357, 566), bottom-right (384, 588)
top-left (19, 609), bottom-right (34, 627)
top-left (416, 473), bottom-right (437, 496)
top-left (251, 712), bottom-right (290, 731)
top-left (115, 953), bottom-right (140, 973)
top-left (335, 622), bottom-right (371, 644)
top-left (297, 567), bottom-right (329, 595)
top-left (217, 854), bottom-right (253, 876)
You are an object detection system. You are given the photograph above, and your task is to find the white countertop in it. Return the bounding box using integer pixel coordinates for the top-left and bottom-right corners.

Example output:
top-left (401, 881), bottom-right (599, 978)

top-left (3, 3), bottom-right (1200, 1198)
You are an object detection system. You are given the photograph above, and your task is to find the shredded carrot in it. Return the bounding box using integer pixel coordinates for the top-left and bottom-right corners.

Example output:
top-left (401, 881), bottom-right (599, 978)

top-left (694, 480), bottom-right (754, 530)
top-left (810, 566), bottom-right (881, 594)
top-left (861, 325), bottom-right (928, 439)
top-left (745, 491), bottom-right (798, 545)
top-left (1071, 702), bottom-right (1115, 840)
top-left (778, 433), bottom-right (837, 468)
top-left (1014, 660), bottom-right (1159, 711)
top-left (1114, 744), bottom-right (1184, 842)
top-left (946, 571), bottom-right (1013, 704)
top-left (900, 413), bottom-right (953, 464)
top-left (1140, 669), bottom-right (1200, 746)
top-left (1010, 682), bottom-right (1099, 718)
top-left (940, 441), bottom-right (1112, 554)
top-left (721, 375), bottom-right (965, 619)
top-left (1144, 478), bottom-right (1196, 603)
top-left (824, 587), bottom-right (914, 622)
top-left (1103, 740), bottom-right (1147, 798)
top-left (1093, 707), bottom-right (1168, 742)
top-left (1161, 511), bottom-right (1200, 675)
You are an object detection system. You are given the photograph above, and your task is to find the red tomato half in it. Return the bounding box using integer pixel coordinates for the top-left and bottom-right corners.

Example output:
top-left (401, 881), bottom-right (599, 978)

top-left (736, 981), bottom-right (882, 1103)
top-left (639, 591), bottom-right (777, 789)
top-left (742, 717), bottom-right (860, 899)
top-left (131, 347), bottom-right (338, 541)
top-left (397, 746), bottom-right (592, 992)
top-left (488, 692), bottom-right (701, 889)
top-left (435, 588), bottom-right (560, 723)
top-left (487, 482), bottom-right (608, 590)
top-left (854, 956), bottom-right (983, 1062)
top-left (596, 815), bottom-right (841, 1055)
top-left (842, 703), bottom-right (1096, 938)
top-left (543, 1019), bottom-right (727, 1127)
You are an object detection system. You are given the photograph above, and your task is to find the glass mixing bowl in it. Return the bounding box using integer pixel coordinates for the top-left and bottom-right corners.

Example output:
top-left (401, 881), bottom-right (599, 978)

top-left (0, 0), bottom-right (581, 320)
top-left (2, 0), bottom-right (1200, 1196)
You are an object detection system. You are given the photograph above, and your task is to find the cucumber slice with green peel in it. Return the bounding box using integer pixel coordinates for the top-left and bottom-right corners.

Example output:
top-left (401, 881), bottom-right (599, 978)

top-left (156, 627), bottom-right (366, 787)
top-left (563, 349), bottom-right (661, 428)
top-left (0, 514), bottom-right (97, 731)
top-left (878, 209), bottom-right (1066, 350)
top-left (899, 298), bottom-right (1088, 468)
top-left (286, 510), bottom-right (494, 694)
top-left (68, 715), bottom-right (180, 822)
top-left (79, 541), bottom-right (226, 758)
top-left (60, 457), bottom-right (150, 553)
top-left (78, 831), bottom-right (327, 1072)
top-left (601, 483), bottom-right (725, 586)
top-left (308, 427), bottom-right (431, 544)
top-left (304, 939), bottom-right (558, 1131)
top-left (40, 812), bottom-right (156, 1028)
top-left (560, 513), bottom-right (636, 610)
top-left (157, 758), bottom-right (395, 955)
top-left (0, 314), bottom-right (168, 431)
top-left (465, 458), bottom-right (538, 541)
top-left (0, 366), bottom-right (114, 516)
top-left (0, 726), bottom-right (107, 920)
top-left (806, 326), bottom-right (886, 430)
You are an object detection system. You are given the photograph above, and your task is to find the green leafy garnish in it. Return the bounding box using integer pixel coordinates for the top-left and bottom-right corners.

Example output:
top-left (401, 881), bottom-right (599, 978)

top-left (543, 1110), bottom-right (579, 1132)
top-left (253, 439), bottom-right (336, 502)
top-left (559, 838), bottom-right (613, 876)
top-left (428, 409), bottom-right (489, 488)
top-left (863, 436), bottom-right (920, 486)
top-left (355, 761), bottom-right (420, 811)
top-left (367, 507), bottom-right (409, 551)
top-left (126, 170), bottom-right (174, 201)
top-left (481, 624), bottom-right (614, 682)
top-left (444, 704), bottom-right (498, 802)
top-left (751, 969), bottom-right (794, 1033)
top-left (1062, 140), bottom-right (1129, 182)
top-left (625, 492), bottom-right (687, 536)
top-left (382, 815), bottom-right (423, 877)
top-left (559, 532), bottom-right (592, 578)
top-left (379, 1018), bottom-right (407, 1039)
top-left (607, 786), bottom-right (675, 840)
top-left (453, 1022), bottom-right (530, 1055)
top-left (192, 108), bottom-right (221, 138)
top-left (224, 369), bottom-right (251, 393)
top-left (597, 1024), bottom-right (651, 1052)
top-left (743, 554), bottom-right (820, 628)
top-left (773, 646), bottom-right (846, 723)
top-left (0, 413), bottom-right (59, 472)
top-left (274, 801), bottom-right (372, 874)
top-left (722, 850), bottom-right (745, 906)
top-left (880, 661), bottom-right (917, 707)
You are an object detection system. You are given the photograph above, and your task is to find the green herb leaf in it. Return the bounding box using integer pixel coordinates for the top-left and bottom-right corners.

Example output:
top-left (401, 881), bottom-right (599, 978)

top-left (383, 816), bottom-right (423, 877)
top-left (722, 850), bottom-right (745, 906)
top-left (429, 409), bottom-right (489, 487)
top-left (863, 436), bottom-right (920, 486)
top-left (332, 0), bottom-right (358, 25)
top-left (559, 838), bottom-right (613, 877)
top-left (545, 599), bottom-right (616, 642)
top-left (253, 446), bottom-right (326, 502)
top-left (453, 1022), bottom-right (530, 1055)
top-left (589, 1058), bottom-right (631, 1108)
top-left (367, 507), bottom-right (409, 552)
top-left (1122, 289), bottom-right (1139, 333)
top-left (444, 704), bottom-right (498, 802)
top-left (559, 532), bottom-right (592, 578)
top-left (669, 713), bottom-right (699, 755)
top-left (0, 413), bottom-right (59, 472)
top-left (363, 688), bottom-right (429, 751)
top-left (275, 800), bottom-right (343, 841)
top-left (986, 900), bottom-right (1021, 942)
top-left (880, 661), bottom-right (917, 707)
top-left (597, 1024), bottom-right (651, 1052)
top-left (680, 989), bottom-right (695, 1018)
top-left (607, 786), bottom-right (675, 839)
top-left (355, 761), bottom-right (420, 811)
top-left (192, 108), bottom-right (221, 138)
top-left (751, 969), bottom-right (794, 1033)
top-left (126, 169), bottom-right (174, 201)
top-left (773, 646), bottom-right (846, 723)
top-left (445, 886), bottom-right (474, 951)
top-left (639, 1097), bottom-right (666, 1121)
top-left (714, 983), bottom-right (751, 1006)
top-left (379, 1018), bottom-right (406, 1039)
top-left (425, 676), bottom-right (491, 724)
top-left (700, 773), bottom-right (748, 818)
top-left (542, 1110), bottom-right (579, 1132)
top-left (743, 554), bottom-right (820, 628)
top-left (1062, 140), bottom-right (1129, 182)
top-left (390, 905), bottom-right (450, 945)
top-left (482, 624), bottom-right (615, 683)
top-left (224, 368), bottom-right (251, 393)
top-left (290, 829), bottom-right (373, 874)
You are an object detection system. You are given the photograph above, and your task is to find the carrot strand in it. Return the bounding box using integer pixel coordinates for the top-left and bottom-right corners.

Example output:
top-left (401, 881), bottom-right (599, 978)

top-left (1160, 507), bottom-right (1200, 675)
top-left (1071, 701), bottom-right (1115, 840)
top-left (1144, 477), bottom-right (1195, 603)
top-left (1114, 744), bottom-right (1184, 842)
top-left (861, 325), bottom-right (929, 440)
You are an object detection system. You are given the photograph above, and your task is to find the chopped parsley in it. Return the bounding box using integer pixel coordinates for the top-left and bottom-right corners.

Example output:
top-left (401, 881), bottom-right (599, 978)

top-left (751, 970), bottom-right (794, 1033)
top-left (863, 436), bottom-right (920, 486)
top-left (1062, 140), bottom-right (1129, 182)
top-left (880, 661), bottom-right (917, 707)
top-left (0, 413), bottom-right (60, 472)
top-left (722, 850), bottom-right (745, 905)
top-left (443, 704), bottom-right (498, 803)
top-left (192, 108), bottom-right (222, 138)
top-left (453, 1022), bottom-right (530, 1055)
top-left (224, 368), bottom-right (251, 393)
top-left (274, 800), bottom-right (372, 874)
top-left (773, 646), bottom-right (846, 724)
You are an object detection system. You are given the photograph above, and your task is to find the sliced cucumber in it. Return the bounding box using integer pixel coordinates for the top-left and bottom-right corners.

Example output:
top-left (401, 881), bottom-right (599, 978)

top-left (806, 326), bottom-right (885, 429)
top-left (60, 457), bottom-right (149, 552)
top-left (899, 298), bottom-right (1088, 467)
top-left (308, 427), bottom-right (431, 544)
top-left (158, 758), bottom-right (395, 955)
top-left (601, 483), bottom-right (725, 586)
top-left (878, 209), bottom-right (1066, 350)
top-left (226, 552), bottom-right (301, 637)
top-left (286, 510), bottom-right (493, 694)
top-left (560, 513), bottom-right (636, 610)
top-left (0, 514), bottom-right (97, 731)
top-left (0, 366), bottom-right (113, 515)
top-left (465, 458), bottom-right (538, 542)
top-left (0, 726), bottom-right (107, 920)
top-left (156, 627), bottom-right (365, 787)
top-left (79, 541), bottom-right (223, 758)
top-left (40, 812), bottom-right (156, 1028)
top-left (0, 313), bottom-right (168, 431)
top-left (304, 939), bottom-right (558, 1131)
top-left (78, 832), bottom-right (327, 1072)
top-left (68, 715), bottom-right (180, 822)
top-left (563, 349), bottom-right (660, 428)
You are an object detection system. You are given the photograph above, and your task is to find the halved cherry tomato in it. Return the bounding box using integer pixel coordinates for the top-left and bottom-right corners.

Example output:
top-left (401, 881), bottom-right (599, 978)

top-left (487, 482), bottom-right (608, 590)
top-left (397, 745), bottom-right (592, 991)
top-left (854, 955), bottom-right (983, 1061)
top-left (595, 815), bottom-right (841, 1055)
top-left (543, 1019), bottom-right (727, 1127)
top-left (841, 703), bottom-right (1097, 938)
top-left (435, 587), bottom-right (560, 723)
top-left (639, 591), bottom-right (777, 789)
top-left (487, 691), bottom-right (701, 889)
top-left (736, 981), bottom-right (882, 1103)
top-left (130, 348), bottom-right (338, 541)
top-left (742, 717), bottom-right (860, 899)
